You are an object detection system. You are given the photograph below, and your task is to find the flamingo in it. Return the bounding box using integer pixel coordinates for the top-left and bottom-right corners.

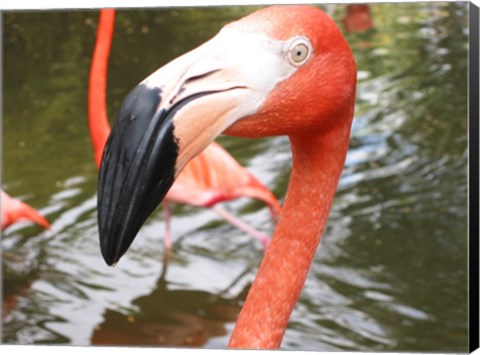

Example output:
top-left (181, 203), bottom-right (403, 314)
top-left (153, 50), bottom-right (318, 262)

top-left (1, 190), bottom-right (50, 231)
top-left (97, 5), bottom-right (356, 349)
top-left (342, 4), bottom-right (373, 33)
top-left (88, 9), bottom-right (281, 248)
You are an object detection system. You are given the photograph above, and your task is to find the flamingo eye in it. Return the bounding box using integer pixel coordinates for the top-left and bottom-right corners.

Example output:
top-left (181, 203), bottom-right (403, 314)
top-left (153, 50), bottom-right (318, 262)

top-left (288, 38), bottom-right (311, 66)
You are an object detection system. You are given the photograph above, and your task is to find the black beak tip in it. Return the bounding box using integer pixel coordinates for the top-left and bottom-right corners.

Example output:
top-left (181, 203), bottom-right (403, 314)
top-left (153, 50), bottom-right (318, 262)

top-left (101, 249), bottom-right (119, 267)
top-left (99, 235), bottom-right (122, 266)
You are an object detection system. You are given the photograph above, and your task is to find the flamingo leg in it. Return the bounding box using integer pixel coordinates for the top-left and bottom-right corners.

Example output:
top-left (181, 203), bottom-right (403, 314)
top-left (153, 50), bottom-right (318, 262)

top-left (162, 201), bottom-right (173, 250)
top-left (211, 205), bottom-right (271, 249)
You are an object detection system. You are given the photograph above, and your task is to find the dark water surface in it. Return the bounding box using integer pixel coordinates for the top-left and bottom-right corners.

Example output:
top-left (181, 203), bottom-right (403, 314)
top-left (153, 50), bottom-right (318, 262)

top-left (2, 2), bottom-right (469, 351)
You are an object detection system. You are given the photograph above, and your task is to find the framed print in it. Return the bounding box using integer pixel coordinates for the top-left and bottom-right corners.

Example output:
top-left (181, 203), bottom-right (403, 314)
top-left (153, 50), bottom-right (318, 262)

top-left (1, 1), bottom-right (479, 353)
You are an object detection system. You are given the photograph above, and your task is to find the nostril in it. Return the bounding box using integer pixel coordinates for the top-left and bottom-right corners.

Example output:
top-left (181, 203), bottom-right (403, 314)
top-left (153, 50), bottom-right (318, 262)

top-left (169, 68), bottom-right (222, 105)
top-left (183, 68), bottom-right (221, 84)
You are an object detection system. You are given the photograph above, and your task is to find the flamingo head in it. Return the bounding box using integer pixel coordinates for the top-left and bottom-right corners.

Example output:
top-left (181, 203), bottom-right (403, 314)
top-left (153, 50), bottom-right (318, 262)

top-left (98, 5), bottom-right (356, 265)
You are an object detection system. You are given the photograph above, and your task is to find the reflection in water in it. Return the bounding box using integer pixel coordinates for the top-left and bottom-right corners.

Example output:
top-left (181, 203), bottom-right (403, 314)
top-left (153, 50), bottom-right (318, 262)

top-left (2, 3), bottom-right (469, 351)
top-left (91, 254), bottom-right (244, 347)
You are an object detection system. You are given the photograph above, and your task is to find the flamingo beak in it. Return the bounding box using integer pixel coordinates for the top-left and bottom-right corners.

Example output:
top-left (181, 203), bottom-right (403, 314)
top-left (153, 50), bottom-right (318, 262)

top-left (98, 28), bottom-right (304, 265)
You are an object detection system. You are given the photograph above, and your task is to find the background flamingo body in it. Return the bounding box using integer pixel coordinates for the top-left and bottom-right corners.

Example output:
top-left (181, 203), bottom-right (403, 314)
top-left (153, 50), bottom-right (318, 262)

top-left (89, 9), bottom-right (280, 247)
top-left (342, 4), bottom-right (373, 33)
top-left (1, 190), bottom-right (50, 230)
top-left (167, 142), bottom-right (278, 214)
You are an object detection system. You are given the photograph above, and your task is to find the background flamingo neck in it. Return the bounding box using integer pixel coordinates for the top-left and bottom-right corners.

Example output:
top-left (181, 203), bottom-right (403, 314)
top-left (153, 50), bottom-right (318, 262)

top-left (88, 9), bottom-right (115, 169)
top-left (228, 125), bottom-right (351, 349)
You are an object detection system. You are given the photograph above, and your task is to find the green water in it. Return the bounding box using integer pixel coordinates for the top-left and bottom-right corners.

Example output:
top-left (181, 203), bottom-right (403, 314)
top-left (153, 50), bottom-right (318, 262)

top-left (2, 3), bottom-right (469, 351)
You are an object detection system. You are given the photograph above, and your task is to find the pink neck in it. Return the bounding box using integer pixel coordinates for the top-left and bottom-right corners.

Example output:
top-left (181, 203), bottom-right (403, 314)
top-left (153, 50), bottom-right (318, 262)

top-left (88, 9), bottom-right (115, 169)
top-left (228, 121), bottom-right (351, 349)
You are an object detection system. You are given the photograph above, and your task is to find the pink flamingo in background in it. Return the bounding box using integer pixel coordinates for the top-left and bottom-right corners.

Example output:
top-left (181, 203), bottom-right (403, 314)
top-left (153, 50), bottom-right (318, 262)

top-left (97, 5), bottom-right (356, 349)
top-left (342, 4), bottom-right (373, 33)
top-left (1, 190), bottom-right (50, 318)
top-left (88, 9), bottom-right (280, 248)
top-left (1, 190), bottom-right (50, 231)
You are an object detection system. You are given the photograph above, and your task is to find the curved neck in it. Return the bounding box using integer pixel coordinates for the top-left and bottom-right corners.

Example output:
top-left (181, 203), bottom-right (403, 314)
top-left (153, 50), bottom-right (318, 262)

top-left (228, 119), bottom-right (352, 349)
top-left (88, 9), bottom-right (115, 169)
